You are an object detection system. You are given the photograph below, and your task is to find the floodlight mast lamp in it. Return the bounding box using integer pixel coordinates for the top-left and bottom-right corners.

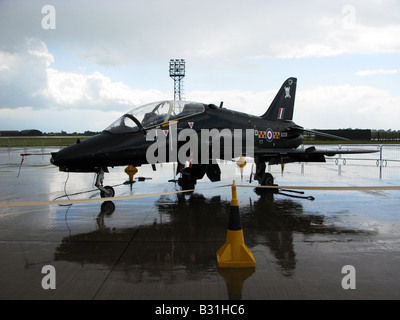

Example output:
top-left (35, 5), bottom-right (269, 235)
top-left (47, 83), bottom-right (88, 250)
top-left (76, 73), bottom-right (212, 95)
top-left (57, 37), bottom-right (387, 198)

top-left (169, 59), bottom-right (185, 101)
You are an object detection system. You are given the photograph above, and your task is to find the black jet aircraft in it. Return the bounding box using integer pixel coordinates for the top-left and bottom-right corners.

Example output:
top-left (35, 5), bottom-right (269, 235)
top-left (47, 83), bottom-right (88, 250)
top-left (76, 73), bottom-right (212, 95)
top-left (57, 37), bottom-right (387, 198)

top-left (50, 77), bottom-right (376, 197)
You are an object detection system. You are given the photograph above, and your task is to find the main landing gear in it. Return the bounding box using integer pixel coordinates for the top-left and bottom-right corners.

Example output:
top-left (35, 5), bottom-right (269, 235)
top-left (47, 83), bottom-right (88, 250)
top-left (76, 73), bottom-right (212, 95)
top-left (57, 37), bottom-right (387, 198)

top-left (177, 167), bottom-right (196, 191)
top-left (254, 157), bottom-right (274, 186)
top-left (95, 169), bottom-right (115, 198)
top-left (175, 163), bottom-right (221, 191)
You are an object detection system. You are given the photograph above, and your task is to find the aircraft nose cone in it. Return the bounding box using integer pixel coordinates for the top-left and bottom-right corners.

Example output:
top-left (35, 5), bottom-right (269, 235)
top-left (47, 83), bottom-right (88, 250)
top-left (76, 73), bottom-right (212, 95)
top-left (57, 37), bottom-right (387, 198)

top-left (50, 152), bottom-right (57, 165)
top-left (48, 133), bottom-right (120, 172)
top-left (50, 143), bottom-right (88, 171)
top-left (50, 150), bottom-right (67, 169)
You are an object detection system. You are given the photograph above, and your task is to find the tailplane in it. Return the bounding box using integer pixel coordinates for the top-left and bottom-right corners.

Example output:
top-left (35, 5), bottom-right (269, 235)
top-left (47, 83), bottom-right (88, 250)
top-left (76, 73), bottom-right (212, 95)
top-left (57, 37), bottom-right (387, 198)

top-left (261, 77), bottom-right (297, 121)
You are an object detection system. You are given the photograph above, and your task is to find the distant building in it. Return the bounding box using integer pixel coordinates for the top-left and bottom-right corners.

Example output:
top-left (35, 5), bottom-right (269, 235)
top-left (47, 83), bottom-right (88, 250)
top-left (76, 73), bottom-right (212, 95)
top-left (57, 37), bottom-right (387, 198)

top-left (20, 129), bottom-right (43, 136)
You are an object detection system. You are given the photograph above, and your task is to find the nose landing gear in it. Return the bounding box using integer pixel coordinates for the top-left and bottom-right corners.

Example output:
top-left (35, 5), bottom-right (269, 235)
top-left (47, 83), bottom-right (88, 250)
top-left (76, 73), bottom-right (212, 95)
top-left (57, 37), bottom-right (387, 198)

top-left (95, 169), bottom-right (115, 198)
top-left (100, 186), bottom-right (115, 198)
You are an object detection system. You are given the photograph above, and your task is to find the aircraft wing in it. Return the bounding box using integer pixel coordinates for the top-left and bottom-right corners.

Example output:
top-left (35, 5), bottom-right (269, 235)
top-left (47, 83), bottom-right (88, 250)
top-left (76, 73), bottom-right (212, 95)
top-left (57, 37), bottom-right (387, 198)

top-left (254, 146), bottom-right (378, 164)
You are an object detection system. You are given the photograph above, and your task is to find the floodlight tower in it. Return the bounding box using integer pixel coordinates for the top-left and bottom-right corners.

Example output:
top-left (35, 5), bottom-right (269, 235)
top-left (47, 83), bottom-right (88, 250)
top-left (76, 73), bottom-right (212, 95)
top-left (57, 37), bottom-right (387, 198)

top-left (169, 59), bottom-right (185, 101)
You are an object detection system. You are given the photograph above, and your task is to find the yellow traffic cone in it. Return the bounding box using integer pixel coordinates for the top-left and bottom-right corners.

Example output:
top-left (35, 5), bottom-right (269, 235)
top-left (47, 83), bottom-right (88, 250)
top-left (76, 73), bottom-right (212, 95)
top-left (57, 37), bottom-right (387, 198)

top-left (216, 180), bottom-right (256, 268)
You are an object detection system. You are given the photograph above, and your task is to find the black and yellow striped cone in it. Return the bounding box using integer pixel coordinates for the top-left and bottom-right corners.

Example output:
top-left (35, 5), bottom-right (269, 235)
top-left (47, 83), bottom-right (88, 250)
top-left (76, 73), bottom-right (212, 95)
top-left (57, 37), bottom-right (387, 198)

top-left (217, 180), bottom-right (256, 268)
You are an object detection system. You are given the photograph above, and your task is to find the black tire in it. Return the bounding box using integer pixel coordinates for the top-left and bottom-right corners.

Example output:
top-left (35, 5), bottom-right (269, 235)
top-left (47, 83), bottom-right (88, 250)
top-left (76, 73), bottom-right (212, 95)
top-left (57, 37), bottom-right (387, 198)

top-left (100, 186), bottom-right (115, 198)
top-left (178, 167), bottom-right (196, 191)
top-left (260, 172), bottom-right (274, 186)
top-left (101, 201), bottom-right (116, 215)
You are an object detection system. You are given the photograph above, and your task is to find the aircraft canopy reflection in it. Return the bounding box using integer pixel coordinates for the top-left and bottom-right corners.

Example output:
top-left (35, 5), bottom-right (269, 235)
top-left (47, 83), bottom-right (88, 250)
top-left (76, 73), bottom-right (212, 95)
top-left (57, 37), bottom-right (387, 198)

top-left (105, 101), bottom-right (205, 134)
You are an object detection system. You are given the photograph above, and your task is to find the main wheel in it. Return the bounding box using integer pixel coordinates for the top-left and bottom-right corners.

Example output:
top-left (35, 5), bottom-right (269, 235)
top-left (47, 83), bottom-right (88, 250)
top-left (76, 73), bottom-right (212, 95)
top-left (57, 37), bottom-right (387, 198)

top-left (177, 167), bottom-right (196, 191)
top-left (100, 186), bottom-right (115, 198)
top-left (260, 172), bottom-right (274, 186)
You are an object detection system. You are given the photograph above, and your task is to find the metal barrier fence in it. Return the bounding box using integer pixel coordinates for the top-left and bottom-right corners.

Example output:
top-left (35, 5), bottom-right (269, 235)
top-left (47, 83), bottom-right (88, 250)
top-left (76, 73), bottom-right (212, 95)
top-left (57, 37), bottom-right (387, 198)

top-left (315, 144), bottom-right (400, 167)
top-left (295, 144), bottom-right (400, 181)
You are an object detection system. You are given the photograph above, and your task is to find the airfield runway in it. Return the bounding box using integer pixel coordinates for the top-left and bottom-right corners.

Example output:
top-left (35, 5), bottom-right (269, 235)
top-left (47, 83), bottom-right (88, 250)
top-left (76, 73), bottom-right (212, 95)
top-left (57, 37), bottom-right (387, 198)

top-left (1, 145), bottom-right (400, 301)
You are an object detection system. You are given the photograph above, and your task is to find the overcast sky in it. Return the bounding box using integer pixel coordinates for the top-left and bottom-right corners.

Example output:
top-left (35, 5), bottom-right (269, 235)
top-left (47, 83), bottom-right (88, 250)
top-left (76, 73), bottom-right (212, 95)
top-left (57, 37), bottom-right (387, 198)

top-left (0, 0), bottom-right (399, 132)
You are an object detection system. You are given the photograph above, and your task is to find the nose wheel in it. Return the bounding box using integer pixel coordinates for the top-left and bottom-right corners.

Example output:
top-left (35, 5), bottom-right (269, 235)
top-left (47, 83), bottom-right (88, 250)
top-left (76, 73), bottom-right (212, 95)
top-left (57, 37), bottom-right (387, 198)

top-left (95, 169), bottom-right (115, 198)
top-left (100, 185), bottom-right (115, 198)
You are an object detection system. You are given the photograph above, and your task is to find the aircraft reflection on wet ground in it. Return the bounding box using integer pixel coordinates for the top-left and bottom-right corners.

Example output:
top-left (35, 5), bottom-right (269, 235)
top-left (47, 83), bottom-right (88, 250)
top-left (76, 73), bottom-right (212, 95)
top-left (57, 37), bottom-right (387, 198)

top-left (53, 189), bottom-right (376, 299)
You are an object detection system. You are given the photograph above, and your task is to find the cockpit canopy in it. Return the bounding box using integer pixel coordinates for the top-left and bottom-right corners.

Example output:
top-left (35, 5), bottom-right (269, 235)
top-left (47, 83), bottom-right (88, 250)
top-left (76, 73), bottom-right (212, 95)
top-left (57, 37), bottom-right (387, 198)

top-left (104, 100), bottom-right (205, 134)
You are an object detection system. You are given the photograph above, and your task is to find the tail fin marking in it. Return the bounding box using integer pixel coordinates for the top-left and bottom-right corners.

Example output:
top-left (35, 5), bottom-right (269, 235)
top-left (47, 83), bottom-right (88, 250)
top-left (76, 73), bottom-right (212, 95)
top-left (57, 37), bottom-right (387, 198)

top-left (261, 77), bottom-right (297, 121)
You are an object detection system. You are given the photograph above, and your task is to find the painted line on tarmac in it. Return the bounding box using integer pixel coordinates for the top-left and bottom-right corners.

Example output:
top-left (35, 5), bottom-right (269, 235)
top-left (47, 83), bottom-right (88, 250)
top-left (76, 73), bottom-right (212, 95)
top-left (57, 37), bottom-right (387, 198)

top-left (0, 183), bottom-right (399, 208)
top-left (238, 185), bottom-right (400, 191)
top-left (0, 184), bottom-right (232, 208)
top-left (0, 166), bottom-right (56, 174)
top-left (0, 208), bottom-right (45, 217)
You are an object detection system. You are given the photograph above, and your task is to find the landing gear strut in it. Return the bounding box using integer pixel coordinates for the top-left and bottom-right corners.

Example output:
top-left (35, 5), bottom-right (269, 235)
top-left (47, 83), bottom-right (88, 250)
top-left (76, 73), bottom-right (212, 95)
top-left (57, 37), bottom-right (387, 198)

top-left (175, 163), bottom-right (221, 191)
top-left (254, 157), bottom-right (274, 186)
top-left (95, 168), bottom-right (115, 198)
top-left (177, 166), bottom-right (196, 191)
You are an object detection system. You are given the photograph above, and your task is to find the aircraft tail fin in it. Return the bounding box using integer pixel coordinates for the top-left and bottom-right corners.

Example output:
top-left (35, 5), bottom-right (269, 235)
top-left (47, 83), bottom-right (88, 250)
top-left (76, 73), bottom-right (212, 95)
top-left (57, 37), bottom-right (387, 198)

top-left (261, 77), bottom-right (297, 121)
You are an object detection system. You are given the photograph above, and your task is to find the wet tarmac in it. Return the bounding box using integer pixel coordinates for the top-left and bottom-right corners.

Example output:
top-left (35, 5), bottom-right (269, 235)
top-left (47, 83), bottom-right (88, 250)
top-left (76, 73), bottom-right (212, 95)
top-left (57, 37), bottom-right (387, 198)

top-left (1, 146), bottom-right (400, 300)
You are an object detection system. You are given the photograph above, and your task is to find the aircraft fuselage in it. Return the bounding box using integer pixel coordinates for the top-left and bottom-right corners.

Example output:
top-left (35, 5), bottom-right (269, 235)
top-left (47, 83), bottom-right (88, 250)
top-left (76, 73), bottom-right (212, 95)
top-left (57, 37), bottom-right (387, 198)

top-left (50, 104), bottom-right (303, 173)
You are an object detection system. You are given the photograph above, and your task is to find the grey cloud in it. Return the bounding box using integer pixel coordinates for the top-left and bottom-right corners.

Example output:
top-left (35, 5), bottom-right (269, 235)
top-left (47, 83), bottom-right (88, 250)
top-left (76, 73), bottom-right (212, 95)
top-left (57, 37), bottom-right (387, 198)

top-left (2, 0), bottom-right (400, 67)
top-left (0, 38), bottom-right (52, 109)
